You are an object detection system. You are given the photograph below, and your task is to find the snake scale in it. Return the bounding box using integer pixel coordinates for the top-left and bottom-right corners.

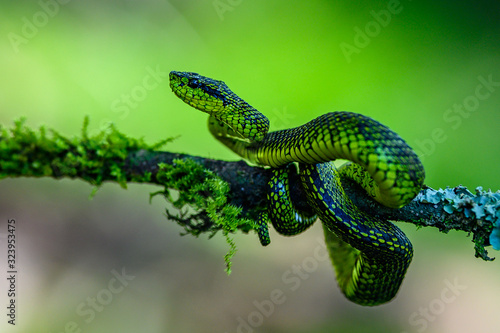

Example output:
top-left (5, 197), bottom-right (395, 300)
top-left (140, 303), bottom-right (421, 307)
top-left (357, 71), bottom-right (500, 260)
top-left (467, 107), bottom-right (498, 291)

top-left (169, 71), bottom-right (425, 306)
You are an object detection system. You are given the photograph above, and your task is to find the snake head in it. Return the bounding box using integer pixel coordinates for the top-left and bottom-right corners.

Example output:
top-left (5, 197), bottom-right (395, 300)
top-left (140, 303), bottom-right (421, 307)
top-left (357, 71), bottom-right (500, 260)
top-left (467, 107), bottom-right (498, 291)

top-left (169, 71), bottom-right (230, 114)
top-left (170, 71), bottom-right (270, 142)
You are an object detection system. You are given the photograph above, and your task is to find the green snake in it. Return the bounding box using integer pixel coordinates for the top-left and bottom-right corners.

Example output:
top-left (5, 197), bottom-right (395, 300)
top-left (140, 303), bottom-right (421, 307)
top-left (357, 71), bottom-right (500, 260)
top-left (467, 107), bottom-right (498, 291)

top-left (169, 71), bottom-right (425, 306)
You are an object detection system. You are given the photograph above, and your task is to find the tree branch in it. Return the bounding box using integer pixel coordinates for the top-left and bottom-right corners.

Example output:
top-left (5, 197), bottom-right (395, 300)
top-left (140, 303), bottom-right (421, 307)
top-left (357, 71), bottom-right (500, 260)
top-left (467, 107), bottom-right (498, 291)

top-left (1, 118), bottom-right (498, 265)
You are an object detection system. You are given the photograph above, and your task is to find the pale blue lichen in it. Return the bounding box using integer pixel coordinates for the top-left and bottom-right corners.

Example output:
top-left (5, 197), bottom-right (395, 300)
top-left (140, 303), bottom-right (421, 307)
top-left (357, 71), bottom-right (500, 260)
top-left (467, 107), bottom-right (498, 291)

top-left (417, 186), bottom-right (500, 250)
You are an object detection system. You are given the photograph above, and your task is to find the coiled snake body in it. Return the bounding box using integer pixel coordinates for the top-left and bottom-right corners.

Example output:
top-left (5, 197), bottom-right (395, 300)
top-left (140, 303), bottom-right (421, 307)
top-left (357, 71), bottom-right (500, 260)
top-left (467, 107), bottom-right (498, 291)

top-left (169, 71), bottom-right (425, 306)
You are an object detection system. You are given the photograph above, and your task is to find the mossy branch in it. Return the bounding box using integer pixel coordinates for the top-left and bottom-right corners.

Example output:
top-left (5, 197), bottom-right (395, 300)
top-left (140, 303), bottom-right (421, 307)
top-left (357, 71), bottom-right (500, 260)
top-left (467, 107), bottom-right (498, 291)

top-left (1, 118), bottom-right (499, 269)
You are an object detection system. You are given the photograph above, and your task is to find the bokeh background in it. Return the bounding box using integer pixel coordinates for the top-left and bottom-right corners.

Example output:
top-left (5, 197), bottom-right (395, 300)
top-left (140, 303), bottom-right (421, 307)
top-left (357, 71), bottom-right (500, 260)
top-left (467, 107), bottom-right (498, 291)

top-left (1, 1), bottom-right (500, 332)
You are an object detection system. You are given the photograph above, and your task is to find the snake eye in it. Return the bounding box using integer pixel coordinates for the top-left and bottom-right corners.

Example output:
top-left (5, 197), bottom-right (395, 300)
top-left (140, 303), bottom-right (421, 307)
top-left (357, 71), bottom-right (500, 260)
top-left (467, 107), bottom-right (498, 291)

top-left (188, 79), bottom-right (200, 89)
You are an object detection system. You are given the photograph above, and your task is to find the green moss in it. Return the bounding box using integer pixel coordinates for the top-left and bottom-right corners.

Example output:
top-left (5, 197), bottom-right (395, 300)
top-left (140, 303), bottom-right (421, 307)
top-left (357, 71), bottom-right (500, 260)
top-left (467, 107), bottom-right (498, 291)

top-left (0, 117), bottom-right (172, 185)
top-left (153, 158), bottom-right (255, 274)
top-left (1, 117), bottom-right (251, 273)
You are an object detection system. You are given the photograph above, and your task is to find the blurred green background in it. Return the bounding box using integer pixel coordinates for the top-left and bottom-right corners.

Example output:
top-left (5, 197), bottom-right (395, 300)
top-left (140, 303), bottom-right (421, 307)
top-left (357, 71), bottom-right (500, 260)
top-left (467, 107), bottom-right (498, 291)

top-left (1, 1), bottom-right (499, 332)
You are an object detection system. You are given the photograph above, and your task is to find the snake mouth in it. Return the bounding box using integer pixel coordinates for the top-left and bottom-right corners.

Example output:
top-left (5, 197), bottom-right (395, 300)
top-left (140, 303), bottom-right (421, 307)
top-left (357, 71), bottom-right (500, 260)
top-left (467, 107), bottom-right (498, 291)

top-left (169, 71), bottom-right (202, 106)
top-left (169, 71), bottom-right (187, 92)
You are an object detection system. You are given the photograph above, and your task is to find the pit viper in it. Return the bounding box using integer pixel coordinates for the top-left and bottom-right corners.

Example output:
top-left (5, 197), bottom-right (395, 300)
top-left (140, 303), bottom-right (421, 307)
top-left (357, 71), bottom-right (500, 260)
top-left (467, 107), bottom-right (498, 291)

top-left (169, 71), bottom-right (425, 306)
